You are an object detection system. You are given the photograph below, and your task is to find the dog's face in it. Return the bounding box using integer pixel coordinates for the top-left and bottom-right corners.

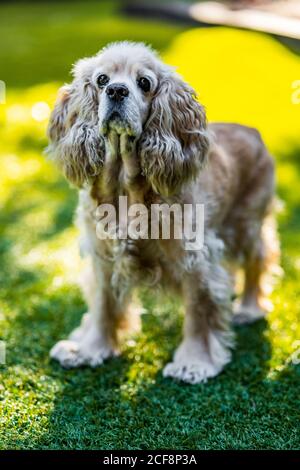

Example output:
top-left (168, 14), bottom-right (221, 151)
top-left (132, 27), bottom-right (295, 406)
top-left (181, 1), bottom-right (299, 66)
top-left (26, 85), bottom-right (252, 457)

top-left (94, 46), bottom-right (158, 138)
top-left (47, 42), bottom-right (210, 195)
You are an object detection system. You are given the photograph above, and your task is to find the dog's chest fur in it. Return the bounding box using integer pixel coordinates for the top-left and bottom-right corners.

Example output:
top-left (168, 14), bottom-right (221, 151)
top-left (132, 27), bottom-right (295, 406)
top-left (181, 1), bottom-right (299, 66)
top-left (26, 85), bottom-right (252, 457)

top-left (99, 235), bottom-right (184, 300)
top-left (78, 188), bottom-right (185, 298)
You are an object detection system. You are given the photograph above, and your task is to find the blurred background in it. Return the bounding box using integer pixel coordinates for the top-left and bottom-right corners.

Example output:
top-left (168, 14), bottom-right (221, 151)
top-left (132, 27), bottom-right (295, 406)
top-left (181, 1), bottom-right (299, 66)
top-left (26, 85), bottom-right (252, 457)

top-left (0, 0), bottom-right (300, 450)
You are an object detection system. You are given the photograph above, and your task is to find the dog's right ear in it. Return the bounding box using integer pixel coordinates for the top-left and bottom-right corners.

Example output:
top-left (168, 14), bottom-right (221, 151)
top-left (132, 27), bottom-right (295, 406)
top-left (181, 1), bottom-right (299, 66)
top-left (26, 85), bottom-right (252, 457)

top-left (47, 79), bottom-right (105, 187)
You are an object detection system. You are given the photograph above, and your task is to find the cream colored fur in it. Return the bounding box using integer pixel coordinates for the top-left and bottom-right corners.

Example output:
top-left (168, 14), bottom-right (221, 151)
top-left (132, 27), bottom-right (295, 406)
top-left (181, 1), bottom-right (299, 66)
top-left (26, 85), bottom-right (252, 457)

top-left (47, 42), bottom-right (280, 384)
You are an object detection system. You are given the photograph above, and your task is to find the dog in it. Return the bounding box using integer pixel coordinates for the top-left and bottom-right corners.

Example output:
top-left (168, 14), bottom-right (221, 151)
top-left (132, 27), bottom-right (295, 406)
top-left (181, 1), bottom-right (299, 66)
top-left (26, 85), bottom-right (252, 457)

top-left (47, 41), bottom-right (280, 383)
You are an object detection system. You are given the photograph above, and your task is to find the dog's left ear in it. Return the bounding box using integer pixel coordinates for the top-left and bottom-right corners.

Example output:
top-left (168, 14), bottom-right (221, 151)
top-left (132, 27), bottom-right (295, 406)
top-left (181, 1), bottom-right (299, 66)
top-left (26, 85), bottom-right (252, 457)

top-left (139, 72), bottom-right (210, 196)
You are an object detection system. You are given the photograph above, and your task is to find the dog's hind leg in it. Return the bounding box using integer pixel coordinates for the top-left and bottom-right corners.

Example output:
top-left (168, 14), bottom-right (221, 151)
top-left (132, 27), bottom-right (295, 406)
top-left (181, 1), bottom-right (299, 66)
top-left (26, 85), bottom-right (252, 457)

top-left (233, 214), bottom-right (281, 325)
top-left (228, 140), bottom-right (281, 325)
top-left (234, 233), bottom-right (268, 324)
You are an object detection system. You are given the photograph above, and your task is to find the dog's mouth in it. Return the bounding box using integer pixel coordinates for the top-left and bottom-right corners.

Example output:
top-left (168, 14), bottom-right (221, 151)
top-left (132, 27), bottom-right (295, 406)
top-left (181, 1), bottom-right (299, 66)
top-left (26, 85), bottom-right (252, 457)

top-left (100, 110), bottom-right (137, 162)
top-left (101, 109), bottom-right (136, 137)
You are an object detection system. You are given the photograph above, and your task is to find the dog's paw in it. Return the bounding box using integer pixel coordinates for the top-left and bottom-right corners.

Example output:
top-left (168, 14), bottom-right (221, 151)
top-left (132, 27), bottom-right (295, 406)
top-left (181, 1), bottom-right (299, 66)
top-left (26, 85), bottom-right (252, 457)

top-left (163, 334), bottom-right (231, 384)
top-left (163, 359), bottom-right (222, 384)
top-left (50, 339), bottom-right (118, 368)
top-left (233, 305), bottom-right (266, 325)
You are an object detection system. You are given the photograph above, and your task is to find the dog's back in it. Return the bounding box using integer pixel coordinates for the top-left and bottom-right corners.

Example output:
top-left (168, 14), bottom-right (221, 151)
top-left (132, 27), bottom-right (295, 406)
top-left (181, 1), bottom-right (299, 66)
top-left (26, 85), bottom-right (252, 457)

top-left (199, 123), bottom-right (275, 226)
top-left (204, 122), bottom-right (279, 324)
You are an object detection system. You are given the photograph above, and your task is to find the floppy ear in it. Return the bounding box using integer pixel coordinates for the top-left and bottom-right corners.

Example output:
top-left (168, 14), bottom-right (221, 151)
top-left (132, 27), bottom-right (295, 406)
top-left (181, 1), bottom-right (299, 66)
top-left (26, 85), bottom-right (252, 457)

top-left (139, 72), bottom-right (210, 196)
top-left (47, 75), bottom-right (105, 187)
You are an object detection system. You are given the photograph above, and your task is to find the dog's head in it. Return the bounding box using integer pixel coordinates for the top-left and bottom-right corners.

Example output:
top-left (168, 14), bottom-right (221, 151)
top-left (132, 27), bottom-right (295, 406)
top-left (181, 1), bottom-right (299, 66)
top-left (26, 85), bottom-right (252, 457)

top-left (48, 42), bottom-right (210, 195)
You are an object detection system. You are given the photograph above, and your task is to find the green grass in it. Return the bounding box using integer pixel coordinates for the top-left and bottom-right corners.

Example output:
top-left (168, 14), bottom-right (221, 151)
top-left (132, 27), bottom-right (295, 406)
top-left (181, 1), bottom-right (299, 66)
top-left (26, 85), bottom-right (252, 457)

top-left (0, 1), bottom-right (299, 450)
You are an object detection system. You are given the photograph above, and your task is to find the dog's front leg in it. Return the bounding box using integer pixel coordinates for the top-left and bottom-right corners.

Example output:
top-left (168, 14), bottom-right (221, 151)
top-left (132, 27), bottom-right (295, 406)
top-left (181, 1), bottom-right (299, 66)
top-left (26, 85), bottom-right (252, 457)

top-left (50, 259), bottom-right (127, 368)
top-left (163, 269), bottom-right (234, 384)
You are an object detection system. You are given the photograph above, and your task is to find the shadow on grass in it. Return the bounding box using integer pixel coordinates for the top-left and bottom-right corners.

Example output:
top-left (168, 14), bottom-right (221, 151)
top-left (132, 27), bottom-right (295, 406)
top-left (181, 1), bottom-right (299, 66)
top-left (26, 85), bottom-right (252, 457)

top-left (30, 310), bottom-right (278, 450)
top-left (33, 310), bottom-right (300, 449)
top-left (3, 269), bottom-right (300, 450)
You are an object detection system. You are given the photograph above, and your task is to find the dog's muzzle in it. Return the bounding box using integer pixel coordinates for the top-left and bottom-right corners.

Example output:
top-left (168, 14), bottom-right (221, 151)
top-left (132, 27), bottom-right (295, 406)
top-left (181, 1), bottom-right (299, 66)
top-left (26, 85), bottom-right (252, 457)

top-left (100, 83), bottom-right (129, 135)
top-left (99, 83), bottom-right (141, 137)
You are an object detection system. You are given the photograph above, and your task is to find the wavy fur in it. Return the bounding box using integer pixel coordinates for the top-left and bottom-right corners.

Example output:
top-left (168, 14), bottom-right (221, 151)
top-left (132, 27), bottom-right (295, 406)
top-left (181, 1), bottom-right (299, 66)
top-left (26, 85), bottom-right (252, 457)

top-left (48, 42), bottom-right (279, 384)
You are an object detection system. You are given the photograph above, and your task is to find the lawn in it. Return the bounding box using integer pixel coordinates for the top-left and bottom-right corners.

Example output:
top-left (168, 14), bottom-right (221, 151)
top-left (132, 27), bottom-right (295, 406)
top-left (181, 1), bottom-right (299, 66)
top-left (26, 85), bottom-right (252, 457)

top-left (0, 1), bottom-right (299, 450)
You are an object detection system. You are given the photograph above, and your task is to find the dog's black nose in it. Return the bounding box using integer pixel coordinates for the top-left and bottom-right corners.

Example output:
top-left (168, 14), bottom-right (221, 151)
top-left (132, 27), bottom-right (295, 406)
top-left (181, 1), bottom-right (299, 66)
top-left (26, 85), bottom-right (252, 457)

top-left (106, 83), bottom-right (129, 102)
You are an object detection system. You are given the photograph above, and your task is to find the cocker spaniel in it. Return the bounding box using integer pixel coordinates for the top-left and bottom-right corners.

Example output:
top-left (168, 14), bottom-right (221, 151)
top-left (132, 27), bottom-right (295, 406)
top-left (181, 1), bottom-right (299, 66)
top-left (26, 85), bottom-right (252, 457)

top-left (47, 42), bottom-right (279, 383)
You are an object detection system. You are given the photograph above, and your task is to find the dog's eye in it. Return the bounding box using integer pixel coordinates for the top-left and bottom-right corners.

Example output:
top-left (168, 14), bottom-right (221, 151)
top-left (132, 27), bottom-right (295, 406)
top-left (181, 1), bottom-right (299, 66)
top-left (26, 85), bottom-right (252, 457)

top-left (137, 77), bottom-right (151, 93)
top-left (97, 74), bottom-right (109, 88)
